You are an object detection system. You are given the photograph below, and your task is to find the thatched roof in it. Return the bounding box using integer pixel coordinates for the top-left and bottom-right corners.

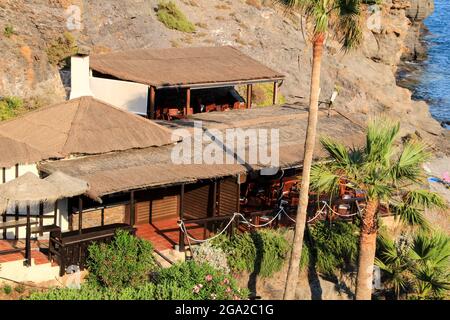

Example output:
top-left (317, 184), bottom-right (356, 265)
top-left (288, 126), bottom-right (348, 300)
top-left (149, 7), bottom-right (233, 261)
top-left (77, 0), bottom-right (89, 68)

top-left (0, 172), bottom-right (89, 212)
top-left (39, 104), bottom-right (365, 200)
top-left (0, 96), bottom-right (178, 166)
top-left (0, 135), bottom-right (44, 168)
top-left (90, 46), bottom-right (285, 89)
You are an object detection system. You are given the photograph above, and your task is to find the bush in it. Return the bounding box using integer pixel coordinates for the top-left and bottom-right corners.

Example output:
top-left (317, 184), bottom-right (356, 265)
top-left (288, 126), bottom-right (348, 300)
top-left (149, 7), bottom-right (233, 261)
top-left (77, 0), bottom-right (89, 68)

top-left (14, 284), bottom-right (26, 294)
top-left (156, 1), bottom-right (196, 33)
top-left (308, 221), bottom-right (359, 277)
top-left (213, 229), bottom-right (290, 277)
top-left (154, 261), bottom-right (249, 300)
top-left (0, 96), bottom-right (24, 121)
top-left (2, 284), bottom-right (12, 295)
top-left (28, 261), bottom-right (249, 300)
top-left (191, 242), bottom-right (230, 273)
top-left (87, 230), bottom-right (159, 290)
top-left (46, 31), bottom-right (78, 66)
top-left (3, 25), bottom-right (14, 38)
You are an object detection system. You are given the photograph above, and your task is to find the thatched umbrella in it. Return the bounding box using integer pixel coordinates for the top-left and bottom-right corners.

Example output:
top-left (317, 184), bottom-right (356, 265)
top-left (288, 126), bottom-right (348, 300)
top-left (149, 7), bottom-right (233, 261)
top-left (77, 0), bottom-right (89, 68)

top-left (0, 172), bottom-right (89, 266)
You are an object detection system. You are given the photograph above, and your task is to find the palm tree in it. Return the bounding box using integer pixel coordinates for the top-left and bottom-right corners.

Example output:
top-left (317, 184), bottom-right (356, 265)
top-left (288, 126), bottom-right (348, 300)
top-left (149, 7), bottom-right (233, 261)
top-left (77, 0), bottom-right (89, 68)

top-left (376, 232), bottom-right (450, 299)
top-left (310, 118), bottom-right (447, 299)
top-left (277, 0), bottom-right (363, 300)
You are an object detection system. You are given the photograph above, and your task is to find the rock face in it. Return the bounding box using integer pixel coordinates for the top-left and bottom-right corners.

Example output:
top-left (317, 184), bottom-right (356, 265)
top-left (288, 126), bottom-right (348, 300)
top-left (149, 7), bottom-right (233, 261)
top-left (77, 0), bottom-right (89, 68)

top-left (0, 0), bottom-right (448, 152)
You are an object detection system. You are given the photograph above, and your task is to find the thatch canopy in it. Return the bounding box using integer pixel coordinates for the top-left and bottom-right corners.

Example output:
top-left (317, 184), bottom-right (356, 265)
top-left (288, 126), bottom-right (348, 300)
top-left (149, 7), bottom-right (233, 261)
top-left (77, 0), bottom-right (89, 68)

top-left (0, 97), bottom-right (178, 167)
top-left (0, 135), bottom-right (45, 168)
top-left (90, 46), bottom-right (285, 89)
top-left (39, 105), bottom-right (365, 200)
top-left (0, 172), bottom-right (89, 212)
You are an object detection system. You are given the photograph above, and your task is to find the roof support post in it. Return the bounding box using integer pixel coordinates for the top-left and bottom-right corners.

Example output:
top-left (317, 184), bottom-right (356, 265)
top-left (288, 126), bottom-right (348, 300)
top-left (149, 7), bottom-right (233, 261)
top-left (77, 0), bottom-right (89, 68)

top-left (14, 164), bottom-right (19, 240)
top-left (53, 200), bottom-right (58, 225)
top-left (78, 197), bottom-right (83, 235)
top-left (129, 190), bottom-right (135, 226)
top-left (246, 84), bottom-right (253, 109)
top-left (185, 88), bottom-right (192, 116)
top-left (2, 168), bottom-right (5, 239)
top-left (25, 204), bottom-right (31, 267)
top-left (178, 183), bottom-right (185, 252)
top-left (147, 86), bottom-right (156, 119)
top-left (273, 81), bottom-right (279, 105)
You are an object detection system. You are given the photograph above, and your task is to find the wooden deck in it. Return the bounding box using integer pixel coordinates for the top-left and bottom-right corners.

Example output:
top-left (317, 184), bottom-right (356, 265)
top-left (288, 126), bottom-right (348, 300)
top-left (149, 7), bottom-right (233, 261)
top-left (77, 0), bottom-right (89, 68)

top-left (136, 218), bottom-right (206, 251)
top-left (0, 239), bottom-right (50, 265)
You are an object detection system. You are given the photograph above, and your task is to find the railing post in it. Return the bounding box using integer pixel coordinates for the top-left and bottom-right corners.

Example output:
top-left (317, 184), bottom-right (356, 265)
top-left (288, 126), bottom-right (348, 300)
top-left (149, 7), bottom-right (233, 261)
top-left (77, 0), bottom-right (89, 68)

top-left (25, 204), bottom-right (31, 266)
top-left (179, 184), bottom-right (185, 252)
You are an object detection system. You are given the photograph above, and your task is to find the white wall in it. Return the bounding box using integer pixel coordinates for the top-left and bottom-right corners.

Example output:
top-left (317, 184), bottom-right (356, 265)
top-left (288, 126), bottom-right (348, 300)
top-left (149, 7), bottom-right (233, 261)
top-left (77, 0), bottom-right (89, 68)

top-left (1, 164), bottom-right (70, 240)
top-left (90, 76), bottom-right (148, 115)
top-left (70, 55), bottom-right (93, 99)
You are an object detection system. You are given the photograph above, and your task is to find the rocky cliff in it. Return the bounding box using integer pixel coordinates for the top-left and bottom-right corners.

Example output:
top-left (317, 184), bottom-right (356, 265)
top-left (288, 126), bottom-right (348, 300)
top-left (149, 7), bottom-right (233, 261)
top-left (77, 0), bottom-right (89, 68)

top-left (0, 0), bottom-right (448, 152)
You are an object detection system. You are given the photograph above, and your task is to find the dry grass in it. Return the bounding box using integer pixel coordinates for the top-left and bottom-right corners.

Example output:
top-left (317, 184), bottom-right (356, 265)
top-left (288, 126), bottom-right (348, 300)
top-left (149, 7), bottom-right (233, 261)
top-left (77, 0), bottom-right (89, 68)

top-left (215, 4), bottom-right (231, 10)
top-left (246, 0), bottom-right (262, 10)
top-left (195, 22), bottom-right (208, 29)
top-left (181, 0), bottom-right (199, 6)
top-left (215, 16), bottom-right (225, 21)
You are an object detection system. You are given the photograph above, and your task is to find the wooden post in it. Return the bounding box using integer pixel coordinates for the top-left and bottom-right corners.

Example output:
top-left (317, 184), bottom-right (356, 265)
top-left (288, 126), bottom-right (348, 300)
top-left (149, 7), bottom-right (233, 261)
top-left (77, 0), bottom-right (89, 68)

top-left (54, 200), bottom-right (58, 225)
top-left (273, 81), bottom-right (279, 105)
top-left (2, 168), bottom-right (5, 239)
top-left (14, 164), bottom-right (19, 240)
top-left (39, 202), bottom-right (44, 236)
top-left (130, 191), bottom-right (135, 226)
top-left (101, 208), bottom-right (105, 226)
top-left (185, 88), bottom-right (192, 116)
top-left (178, 184), bottom-right (185, 252)
top-left (246, 84), bottom-right (253, 109)
top-left (25, 204), bottom-right (31, 266)
top-left (147, 86), bottom-right (156, 119)
top-left (78, 197), bottom-right (83, 235)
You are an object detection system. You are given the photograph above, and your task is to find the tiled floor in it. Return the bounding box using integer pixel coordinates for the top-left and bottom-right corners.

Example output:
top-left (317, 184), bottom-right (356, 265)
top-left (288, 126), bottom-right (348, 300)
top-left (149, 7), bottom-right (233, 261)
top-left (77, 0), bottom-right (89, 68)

top-left (136, 218), bottom-right (206, 251)
top-left (0, 239), bottom-right (50, 265)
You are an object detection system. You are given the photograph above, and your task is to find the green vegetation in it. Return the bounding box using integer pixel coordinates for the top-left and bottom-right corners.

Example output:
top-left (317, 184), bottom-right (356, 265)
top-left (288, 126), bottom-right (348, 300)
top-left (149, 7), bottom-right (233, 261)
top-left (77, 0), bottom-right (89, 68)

top-left (46, 31), bottom-right (78, 66)
top-left (28, 231), bottom-right (248, 300)
top-left (156, 1), bottom-right (196, 33)
top-left (3, 25), bottom-right (14, 38)
top-left (14, 284), bottom-right (26, 294)
top-left (306, 221), bottom-right (359, 277)
top-left (238, 83), bottom-right (286, 107)
top-left (2, 284), bottom-right (12, 295)
top-left (0, 96), bottom-right (24, 121)
top-left (212, 229), bottom-right (290, 277)
top-left (376, 232), bottom-right (450, 300)
top-left (87, 229), bottom-right (159, 290)
top-left (191, 242), bottom-right (230, 273)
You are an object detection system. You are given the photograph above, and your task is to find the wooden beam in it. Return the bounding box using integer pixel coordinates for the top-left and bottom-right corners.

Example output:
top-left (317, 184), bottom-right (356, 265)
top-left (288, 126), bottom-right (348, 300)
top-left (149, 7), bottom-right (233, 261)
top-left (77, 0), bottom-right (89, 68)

top-left (130, 191), bottom-right (135, 226)
top-left (25, 204), bottom-right (31, 267)
top-left (178, 184), bottom-right (185, 252)
top-left (273, 81), bottom-right (279, 105)
top-left (246, 84), bottom-right (253, 109)
top-left (78, 197), bottom-right (83, 235)
top-left (39, 203), bottom-right (44, 236)
top-left (147, 86), bottom-right (156, 119)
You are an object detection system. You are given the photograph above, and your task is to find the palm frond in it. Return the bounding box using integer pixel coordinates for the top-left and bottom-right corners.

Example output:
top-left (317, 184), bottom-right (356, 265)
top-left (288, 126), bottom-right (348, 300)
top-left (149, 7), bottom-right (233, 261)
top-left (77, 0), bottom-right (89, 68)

top-left (310, 163), bottom-right (341, 195)
top-left (410, 232), bottom-right (450, 269)
top-left (391, 141), bottom-right (430, 183)
top-left (405, 190), bottom-right (447, 211)
top-left (334, 0), bottom-right (363, 51)
top-left (365, 118), bottom-right (400, 165)
top-left (390, 202), bottom-right (430, 230)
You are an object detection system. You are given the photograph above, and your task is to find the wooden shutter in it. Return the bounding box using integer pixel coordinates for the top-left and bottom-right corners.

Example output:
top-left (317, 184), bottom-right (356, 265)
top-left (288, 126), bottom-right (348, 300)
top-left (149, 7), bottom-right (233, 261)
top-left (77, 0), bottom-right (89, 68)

top-left (218, 177), bottom-right (239, 216)
top-left (184, 183), bottom-right (211, 220)
top-left (151, 195), bottom-right (179, 222)
top-left (134, 188), bottom-right (179, 225)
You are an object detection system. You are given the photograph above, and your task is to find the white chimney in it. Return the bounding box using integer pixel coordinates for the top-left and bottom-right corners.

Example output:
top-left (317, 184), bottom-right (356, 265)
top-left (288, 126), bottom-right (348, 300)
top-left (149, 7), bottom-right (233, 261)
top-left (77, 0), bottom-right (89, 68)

top-left (70, 55), bottom-right (93, 99)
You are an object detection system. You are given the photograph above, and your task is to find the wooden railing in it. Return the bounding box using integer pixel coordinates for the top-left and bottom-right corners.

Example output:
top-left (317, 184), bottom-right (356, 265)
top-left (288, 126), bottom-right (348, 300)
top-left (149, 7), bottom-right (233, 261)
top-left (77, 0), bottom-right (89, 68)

top-left (49, 223), bottom-right (136, 276)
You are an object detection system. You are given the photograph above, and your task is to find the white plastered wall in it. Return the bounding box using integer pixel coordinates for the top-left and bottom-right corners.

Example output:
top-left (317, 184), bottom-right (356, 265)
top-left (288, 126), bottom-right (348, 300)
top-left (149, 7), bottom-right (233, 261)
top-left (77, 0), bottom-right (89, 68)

top-left (1, 164), bottom-right (70, 240)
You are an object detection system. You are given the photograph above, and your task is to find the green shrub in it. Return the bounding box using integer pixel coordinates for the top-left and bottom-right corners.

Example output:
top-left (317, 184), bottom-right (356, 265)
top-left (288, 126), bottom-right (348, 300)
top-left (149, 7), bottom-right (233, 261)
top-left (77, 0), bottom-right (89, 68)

top-left (28, 261), bottom-right (248, 300)
top-left (154, 261), bottom-right (249, 300)
top-left (87, 229), bottom-right (159, 290)
top-left (46, 31), bottom-right (78, 66)
top-left (14, 284), bottom-right (26, 294)
top-left (156, 1), bottom-right (196, 33)
top-left (3, 25), bottom-right (14, 38)
top-left (0, 96), bottom-right (24, 121)
top-left (2, 284), bottom-right (12, 295)
top-left (308, 221), bottom-right (359, 277)
top-left (213, 229), bottom-right (290, 277)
